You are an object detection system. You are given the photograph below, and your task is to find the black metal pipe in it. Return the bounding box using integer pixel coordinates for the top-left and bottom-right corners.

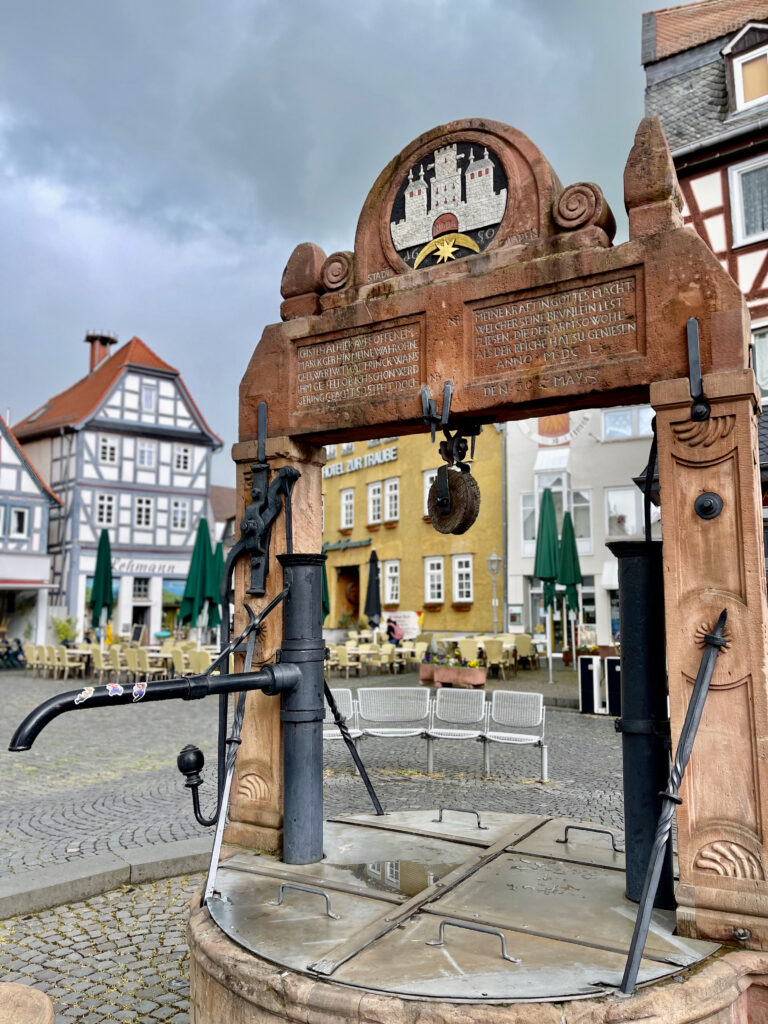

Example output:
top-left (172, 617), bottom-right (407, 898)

top-left (8, 664), bottom-right (300, 753)
top-left (278, 553), bottom-right (326, 865)
top-left (607, 539), bottom-right (674, 909)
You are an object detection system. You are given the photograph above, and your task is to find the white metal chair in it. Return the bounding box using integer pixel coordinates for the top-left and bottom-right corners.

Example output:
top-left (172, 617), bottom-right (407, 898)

top-left (323, 687), bottom-right (362, 749)
top-left (357, 687), bottom-right (431, 742)
top-left (425, 688), bottom-right (486, 774)
top-left (482, 690), bottom-right (547, 781)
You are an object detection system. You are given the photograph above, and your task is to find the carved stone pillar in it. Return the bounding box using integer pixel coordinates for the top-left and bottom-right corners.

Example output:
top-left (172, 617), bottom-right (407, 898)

top-left (222, 436), bottom-right (324, 855)
top-left (652, 370), bottom-right (768, 946)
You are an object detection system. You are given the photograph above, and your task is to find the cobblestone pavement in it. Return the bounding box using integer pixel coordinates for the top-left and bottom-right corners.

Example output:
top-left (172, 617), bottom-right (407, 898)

top-left (0, 669), bottom-right (624, 1021)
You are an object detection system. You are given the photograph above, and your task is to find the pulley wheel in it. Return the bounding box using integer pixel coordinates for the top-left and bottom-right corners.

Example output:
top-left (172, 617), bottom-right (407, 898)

top-left (428, 470), bottom-right (481, 534)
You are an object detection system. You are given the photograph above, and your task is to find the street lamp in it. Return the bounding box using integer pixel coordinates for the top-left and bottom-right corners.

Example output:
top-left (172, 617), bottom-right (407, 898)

top-left (486, 551), bottom-right (502, 635)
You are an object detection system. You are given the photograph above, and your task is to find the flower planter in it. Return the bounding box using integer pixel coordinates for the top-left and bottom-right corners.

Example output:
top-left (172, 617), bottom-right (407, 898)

top-left (419, 663), bottom-right (434, 684)
top-left (433, 666), bottom-right (487, 689)
top-left (423, 604), bottom-right (443, 613)
top-left (451, 603), bottom-right (472, 612)
top-left (366, 524), bottom-right (381, 532)
top-left (383, 520), bottom-right (398, 529)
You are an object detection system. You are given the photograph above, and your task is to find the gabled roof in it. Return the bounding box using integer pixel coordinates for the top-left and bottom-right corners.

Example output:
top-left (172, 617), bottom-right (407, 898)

top-left (722, 20), bottom-right (768, 52)
top-left (646, 0), bottom-right (768, 63)
top-left (0, 413), bottom-right (62, 504)
top-left (13, 336), bottom-right (222, 447)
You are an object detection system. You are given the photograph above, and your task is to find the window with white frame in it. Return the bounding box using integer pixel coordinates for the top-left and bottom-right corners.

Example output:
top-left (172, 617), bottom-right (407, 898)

top-left (141, 383), bottom-right (157, 413)
top-left (384, 477), bottom-right (399, 521)
top-left (729, 154), bottom-right (768, 246)
top-left (174, 446), bottom-right (191, 472)
top-left (752, 325), bottom-right (768, 396)
top-left (137, 440), bottom-right (156, 468)
top-left (171, 499), bottom-right (188, 531)
top-left (98, 435), bottom-right (117, 464)
top-left (385, 861), bottom-right (400, 885)
top-left (452, 554), bottom-right (473, 603)
top-left (603, 406), bottom-right (654, 440)
top-left (733, 44), bottom-right (768, 111)
top-left (9, 507), bottom-right (29, 538)
top-left (341, 442), bottom-right (354, 456)
top-left (135, 496), bottom-right (154, 528)
top-left (340, 489), bottom-right (354, 529)
top-left (423, 469), bottom-right (438, 516)
top-left (324, 444), bottom-right (337, 459)
top-left (521, 492), bottom-right (535, 556)
top-left (424, 556), bottom-right (444, 603)
top-left (606, 487), bottom-right (638, 537)
top-left (572, 489), bottom-right (593, 555)
top-left (95, 493), bottom-right (115, 527)
top-left (536, 472), bottom-right (567, 531)
top-left (367, 482), bottom-right (382, 524)
top-left (384, 560), bottom-right (400, 604)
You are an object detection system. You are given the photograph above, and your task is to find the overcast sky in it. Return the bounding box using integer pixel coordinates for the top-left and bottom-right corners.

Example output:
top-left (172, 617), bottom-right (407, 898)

top-left (1, 0), bottom-right (688, 484)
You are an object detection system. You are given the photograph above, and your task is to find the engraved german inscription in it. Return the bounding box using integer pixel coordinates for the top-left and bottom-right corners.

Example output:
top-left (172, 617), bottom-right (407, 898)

top-left (296, 321), bottom-right (422, 409)
top-left (472, 276), bottom-right (638, 381)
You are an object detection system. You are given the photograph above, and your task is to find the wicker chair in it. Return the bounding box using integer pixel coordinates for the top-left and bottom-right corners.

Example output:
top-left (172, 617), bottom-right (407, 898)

top-left (482, 690), bottom-right (547, 781)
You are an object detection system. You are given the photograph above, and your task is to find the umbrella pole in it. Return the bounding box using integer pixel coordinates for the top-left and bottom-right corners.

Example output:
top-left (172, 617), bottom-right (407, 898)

top-left (546, 606), bottom-right (554, 685)
top-left (99, 609), bottom-right (107, 654)
top-left (571, 609), bottom-right (577, 671)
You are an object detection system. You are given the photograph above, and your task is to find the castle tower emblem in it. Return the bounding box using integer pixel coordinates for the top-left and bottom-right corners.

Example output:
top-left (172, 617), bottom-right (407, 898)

top-left (390, 142), bottom-right (508, 269)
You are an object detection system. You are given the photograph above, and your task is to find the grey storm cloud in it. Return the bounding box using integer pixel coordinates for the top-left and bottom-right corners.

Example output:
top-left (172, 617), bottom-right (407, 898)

top-left (0, 0), bottom-right (688, 482)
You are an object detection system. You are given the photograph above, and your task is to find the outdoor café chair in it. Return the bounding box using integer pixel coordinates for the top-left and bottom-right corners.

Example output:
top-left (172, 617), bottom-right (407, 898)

top-left (136, 648), bottom-right (166, 683)
top-left (334, 646), bottom-right (358, 680)
top-left (425, 688), bottom-right (487, 774)
top-left (457, 638), bottom-right (481, 665)
top-left (59, 644), bottom-right (86, 680)
top-left (357, 686), bottom-right (431, 742)
top-left (123, 647), bottom-right (140, 683)
top-left (23, 644), bottom-right (41, 675)
top-left (171, 647), bottom-right (192, 677)
top-left (323, 687), bottom-right (362, 749)
top-left (108, 646), bottom-right (125, 683)
top-left (482, 690), bottom-right (547, 781)
top-left (90, 647), bottom-right (110, 686)
top-left (46, 646), bottom-right (61, 678)
top-left (513, 633), bottom-right (538, 670)
top-left (483, 638), bottom-right (512, 681)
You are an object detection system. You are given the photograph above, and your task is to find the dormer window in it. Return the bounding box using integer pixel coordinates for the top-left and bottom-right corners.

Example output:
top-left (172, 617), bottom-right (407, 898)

top-left (734, 44), bottom-right (768, 109)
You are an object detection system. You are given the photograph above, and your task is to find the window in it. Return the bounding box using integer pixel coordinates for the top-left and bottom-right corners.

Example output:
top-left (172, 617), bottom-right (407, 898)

top-left (174, 446), bottom-right (191, 472)
top-left (133, 577), bottom-right (150, 599)
top-left (734, 44), bottom-right (768, 110)
top-left (521, 492), bottom-right (535, 556)
top-left (95, 493), bottom-right (115, 527)
top-left (384, 477), bottom-right (399, 521)
top-left (171, 499), bottom-right (188, 530)
top-left (572, 489), bottom-right (593, 555)
top-left (606, 488), bottom-right (638, 537)
top-left (367, 482), bottom-right (382, 524)
top-left (340, 489), bottom-right (354, 529)
top-left (324, 444), bottom-right (337, 459)
top-left (603, 406), bottom-right (654, 440)
top-left (384, 560), bottom-right (400, 604)
top-left (135, 496), bottom-right (154, 528)
top-left (424, 556), bottom-right (444, 603)
top-left (99, 436), bottom-right (117, 464)
top-left (385, 861), bottom-right (400, 885)
top-left (341, 442), bottom-right (354, 456)
top-left (141, 383), bottom-right (157, 413)
top-left (9, 507), bottom-right (29, 538)
top-left (137, 440), bottom-right (156, 468)
top-left (452, 554), bottom-right (473, 603)
top-left (423, 469), bottom-right (438, 516)
top-left (729, 155), bottom-right (768, 246)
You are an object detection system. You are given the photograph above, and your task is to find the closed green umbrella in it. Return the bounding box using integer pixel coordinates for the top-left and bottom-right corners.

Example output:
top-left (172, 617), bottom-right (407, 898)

top-left (363, 549), bottom-right (382, 631)
top-left (180, 518), bottom-right (216, 633)
top-left (207, 542), bottom-right (224, 629)
top-left (533, 489), bottom-right (559, 684)
top-left (557, 511), bottom-right (582, 669)
top-left (90, 529), bottom-right (114, 632)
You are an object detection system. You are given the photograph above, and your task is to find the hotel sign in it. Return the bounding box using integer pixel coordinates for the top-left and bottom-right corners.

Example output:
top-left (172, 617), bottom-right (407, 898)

top-left (322, 445), bottom-right (398, 479)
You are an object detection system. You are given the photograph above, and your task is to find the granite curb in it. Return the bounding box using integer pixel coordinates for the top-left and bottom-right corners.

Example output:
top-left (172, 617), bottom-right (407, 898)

top-left (0, 836), bottom-right (212, 920)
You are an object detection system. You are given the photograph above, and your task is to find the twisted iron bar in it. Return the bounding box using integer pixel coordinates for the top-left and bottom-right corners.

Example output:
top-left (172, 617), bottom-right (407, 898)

top-left (323, 682), bottom-right (383, 816)
top-left (620, 608), bottom-right (728, 995)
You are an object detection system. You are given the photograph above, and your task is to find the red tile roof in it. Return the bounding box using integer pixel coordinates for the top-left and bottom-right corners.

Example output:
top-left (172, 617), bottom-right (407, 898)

top-left (0, 413), bottom-right (62, 504)
top-left (649, 0), bottom-right (768, 61)
top-left (13, 336), bottom-right (221, 446)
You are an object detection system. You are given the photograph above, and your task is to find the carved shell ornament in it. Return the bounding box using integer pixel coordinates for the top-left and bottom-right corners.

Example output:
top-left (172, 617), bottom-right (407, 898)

top-left (671, 415), bottom-right (735, 447)
top-left (694, 841), bottom-right (764, 880)
top-left (694, 620), bottom-right (732, 651)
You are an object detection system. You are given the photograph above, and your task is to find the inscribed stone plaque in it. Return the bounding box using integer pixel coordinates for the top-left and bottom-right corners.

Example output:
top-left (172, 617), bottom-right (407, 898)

top-left (295, 318), bottom-right (424, 410)
top-left (469, 270), bottom-right (643, 396)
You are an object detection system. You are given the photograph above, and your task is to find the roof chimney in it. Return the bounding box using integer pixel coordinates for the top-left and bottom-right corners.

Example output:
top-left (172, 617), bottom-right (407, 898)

top-left (84, 331), bottom-right (118, 372)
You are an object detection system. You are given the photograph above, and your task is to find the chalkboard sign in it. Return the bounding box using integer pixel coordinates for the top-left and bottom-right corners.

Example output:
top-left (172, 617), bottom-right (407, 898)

top-left (130, 623), bottom-right (146, 645)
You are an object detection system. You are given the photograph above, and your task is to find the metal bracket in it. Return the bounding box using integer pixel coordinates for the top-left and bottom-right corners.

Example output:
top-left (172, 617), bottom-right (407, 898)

top-left (267, 882), bottom-right (340, 919)
top-left (555, 824), bottom-right (624, 853)
top-left (426, 918), bottom-right (521, 963)
top-left (421, 382), bottom-right (453, 441)
top-left (422, 383), bottom-right (483, 519)
top-left (432, 807), bottom-right (488, 830)
top-left (686, 318), bottom-right (710, 422)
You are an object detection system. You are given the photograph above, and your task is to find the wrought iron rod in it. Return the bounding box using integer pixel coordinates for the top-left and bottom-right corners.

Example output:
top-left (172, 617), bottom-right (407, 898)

top-left (323, 681), bottom-right (383, 815)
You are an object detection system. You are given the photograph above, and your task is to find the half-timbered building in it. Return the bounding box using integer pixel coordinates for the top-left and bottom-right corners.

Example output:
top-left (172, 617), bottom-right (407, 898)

top-left (13, 333), bottom-right (222, 638)
top-left (0, 413), bottom-right (61, 643)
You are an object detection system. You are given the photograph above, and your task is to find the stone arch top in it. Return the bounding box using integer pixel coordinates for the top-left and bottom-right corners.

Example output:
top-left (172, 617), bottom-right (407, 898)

top-left (246, 118), bottom-right (748, 445)
top-left (353, 118), bottom-right (568, 285)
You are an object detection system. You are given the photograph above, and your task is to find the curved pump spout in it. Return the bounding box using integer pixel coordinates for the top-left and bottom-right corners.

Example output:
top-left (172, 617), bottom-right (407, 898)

top-left (8, 663), bottom-right (301, 752)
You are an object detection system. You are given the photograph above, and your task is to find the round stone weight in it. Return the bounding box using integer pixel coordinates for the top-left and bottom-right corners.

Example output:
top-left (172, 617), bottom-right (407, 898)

top-left (428, 470), bottom-right (481, 534)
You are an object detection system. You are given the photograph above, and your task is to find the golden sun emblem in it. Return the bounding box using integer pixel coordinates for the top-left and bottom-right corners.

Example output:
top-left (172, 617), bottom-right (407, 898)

top-left (413, 231), bottom-right (480, 270)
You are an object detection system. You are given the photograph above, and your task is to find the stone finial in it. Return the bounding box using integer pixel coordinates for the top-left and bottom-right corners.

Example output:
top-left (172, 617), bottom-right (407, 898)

top-left (280, 242), bottom-right (327, 321)
top-left (553, 183), bottom-right (616, 241)
top-left (624, 117), bottom-right (684, 238)
top-left (321, 251), bottom-right (354, 292)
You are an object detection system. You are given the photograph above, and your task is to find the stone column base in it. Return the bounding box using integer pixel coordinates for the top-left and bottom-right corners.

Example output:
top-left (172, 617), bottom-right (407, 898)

top-left (189, 902), bottom-right (768, 1023)
top-left (0, 983), bottom-right (54, 1024)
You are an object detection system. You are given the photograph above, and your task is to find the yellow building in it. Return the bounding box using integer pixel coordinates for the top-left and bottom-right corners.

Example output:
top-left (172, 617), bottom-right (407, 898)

top-left (321, 428), bottom-right (504, 635)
